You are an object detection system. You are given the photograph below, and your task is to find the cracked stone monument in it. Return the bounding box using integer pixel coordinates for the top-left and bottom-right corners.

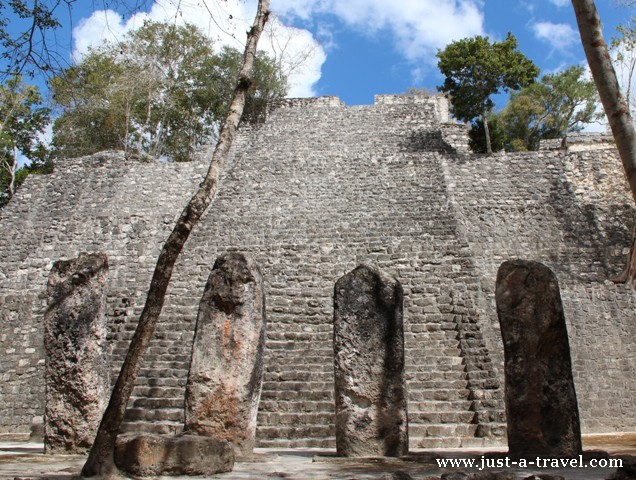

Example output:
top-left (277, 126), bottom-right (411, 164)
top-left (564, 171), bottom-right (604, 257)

top-left (184, 252), bottom-right (266, 457)
top-left (333, 264), bottom-right (408, 457)
top-left (496, 260), bottom-right (582, 457)
top-left (44, 252), bottom-right (110, 453)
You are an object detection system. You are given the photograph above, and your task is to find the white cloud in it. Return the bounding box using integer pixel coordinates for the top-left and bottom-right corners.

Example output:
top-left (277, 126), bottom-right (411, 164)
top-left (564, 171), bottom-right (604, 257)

top-left (546, 0), bottom-right (569, 7)
top-left (72, 0), bottom-right (326, 97)
top-left (532, 21), bottom-right (578, 51)
top-left (272, 0), bottom-right (485, 63)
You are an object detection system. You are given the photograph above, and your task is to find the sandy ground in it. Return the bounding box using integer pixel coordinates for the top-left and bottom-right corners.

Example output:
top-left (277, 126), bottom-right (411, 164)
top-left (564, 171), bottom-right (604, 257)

top-left (0, 434), bottom-right (634, 480)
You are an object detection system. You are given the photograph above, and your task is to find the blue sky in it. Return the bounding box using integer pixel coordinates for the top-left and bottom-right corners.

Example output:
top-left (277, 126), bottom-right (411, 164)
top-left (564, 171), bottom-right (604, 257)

top-left (4, 0), bottom-right (634, 108)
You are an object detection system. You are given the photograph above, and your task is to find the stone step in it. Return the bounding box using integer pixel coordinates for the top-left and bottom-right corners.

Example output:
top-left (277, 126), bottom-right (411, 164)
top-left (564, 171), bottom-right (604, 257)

top-left (266, 331), bottom-right (332, 341)
top-left (133, 376), bottom-right (186, 388)
top-left (406, 347), bottom-right (463, 357)
top-left (409, 388), bottom-right (471, 402)
top-left (138, 367), bottom-right (190, 379)
top-left (409, 400), bottom-right (473, 412)
top-left (124, 407), bottom-right (184, 423)
top-left (262, 381), bottom-right (332, 392)
top-left (409, 356), bottom-right (464, 366)
top-left (266, 344), bottom-right (333, 354)
top-left (409, 411), bottom-right (475, 424)
top-left (256, 424), bottom-right (334, 439)
top-left (407, 364), bottom-right (466, 375)
top-left (132, 386), bottom-right (185, 398)
top-left (412, 436), bottom-right (462, 449)
top-left (131, 397), bottom-right (184, 409)
top-left (258, 400), bottom-right (333, 413)
top-left (255, 437), bottom-right (335, 449)
top-left (260, 389), bottom-right (333, 402)
top-left (137, 360), bottom-right (191, 370)
top-left (265, 371), bottom-right (333, 382)
top-left (405, 370), bottom-right (467, 382)
top-left (265, 355), bottom-right (332, 365)
top-left (257, 412), bottom-right (334, 426)
top-left (409, 423), bottom-right (477, 438)
top-left (119, 420), bottom-right (184, 436)
top-left (265, 363), bottom-right (332, 373)
top-left (407, 379), bottom-right (469, 390)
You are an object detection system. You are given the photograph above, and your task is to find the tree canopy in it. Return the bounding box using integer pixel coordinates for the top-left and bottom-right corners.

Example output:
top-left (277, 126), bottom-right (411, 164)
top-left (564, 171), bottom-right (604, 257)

top-left (501, 65), bottom-right (600, 151)
top-left (436, 33), bottom-right (539, 154)
top-left (50, 20), bottom-right (287, 162)
top-left (0, 74), bottom-right (50, 206)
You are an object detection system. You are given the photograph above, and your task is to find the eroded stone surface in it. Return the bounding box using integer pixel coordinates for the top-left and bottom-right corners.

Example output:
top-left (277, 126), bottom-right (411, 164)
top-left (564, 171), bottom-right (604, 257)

top-left (114, 433), bottom-right (234, 476)
top-left (184, 252), bottom-right (266, 456)
top-left (43, 252), bottom-right (110, 454)
top-left (496, 260), bottom-right (582, 457)
top-left (333, 264), bottom-right (408, 457)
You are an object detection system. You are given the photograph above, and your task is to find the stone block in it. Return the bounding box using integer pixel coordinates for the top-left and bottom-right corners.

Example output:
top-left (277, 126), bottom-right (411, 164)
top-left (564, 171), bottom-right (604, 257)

top-left (496, 260), bottom-right (582, 457)
top-left (44, 252), bottom-right (110, 453)
top-left (333, 264), bottom-right (408, 457)
top-left (184, 253), bottom-right (266, 457)
top-left (114, 433), bottom-right (234, 476)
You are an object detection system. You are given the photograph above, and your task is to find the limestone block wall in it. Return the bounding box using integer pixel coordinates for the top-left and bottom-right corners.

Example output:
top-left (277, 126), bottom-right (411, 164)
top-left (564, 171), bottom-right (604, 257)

top-left (442, 149), bottom-right (636, 433)
top-left (0, 93), bottom-right (634, 444)
top-left (0, 151), bottom-right (207, 434)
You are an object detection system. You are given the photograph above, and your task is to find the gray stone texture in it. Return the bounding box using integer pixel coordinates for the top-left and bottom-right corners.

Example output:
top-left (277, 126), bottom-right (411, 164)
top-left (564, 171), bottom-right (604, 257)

top-left (0, 94), bottom-right (634, 448)
top-left (496, 260), bottom-right (582, 457)
top-left (114, 433), bottom-right (234, 476)
top-left (43, 252), bottom-right (110, 453)
top-left (184, 252), bottom-right (266, 457)
top-left (333, 264), bottom-right (408, 457)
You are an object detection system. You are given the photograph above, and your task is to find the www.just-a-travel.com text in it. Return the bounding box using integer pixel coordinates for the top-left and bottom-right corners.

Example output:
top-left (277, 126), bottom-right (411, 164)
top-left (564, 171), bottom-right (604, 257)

top-left (436, 455), bottom-right (622, 471)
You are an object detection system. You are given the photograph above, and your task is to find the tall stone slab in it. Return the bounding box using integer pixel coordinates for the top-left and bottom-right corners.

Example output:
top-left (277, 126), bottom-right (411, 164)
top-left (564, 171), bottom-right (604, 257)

top-left (333, 264), bottom-right (408, 457)
top-left (44, 252), bottom-right (110, 453)
top-left (496, 260), bottom-right (582, 457)
top-left (184, 252), bottom-right (266, 457)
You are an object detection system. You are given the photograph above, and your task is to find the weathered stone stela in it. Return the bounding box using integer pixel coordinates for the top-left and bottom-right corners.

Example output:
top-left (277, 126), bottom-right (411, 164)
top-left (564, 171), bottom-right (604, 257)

top-left (333, 264), bottom-right (408, 457)
top-left (184, 252), bottom-right (266, 457)
top-left (44, 252), bottom-right (110, 453)
top-left (496, 260), bottom-right (582, 457)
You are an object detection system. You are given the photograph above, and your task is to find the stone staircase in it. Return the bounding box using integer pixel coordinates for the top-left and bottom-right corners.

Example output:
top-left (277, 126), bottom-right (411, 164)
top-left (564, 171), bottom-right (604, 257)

top-left (112, 97), bottom-right (506, 449)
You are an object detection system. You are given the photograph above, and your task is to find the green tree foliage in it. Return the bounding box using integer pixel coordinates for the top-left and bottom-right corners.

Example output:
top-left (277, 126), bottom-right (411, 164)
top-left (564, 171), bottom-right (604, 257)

top-left (50, 21), bottom-right (287, 162)
top-left (0, 74), bottom-right (50, 207)
top-left (468, 114), bottom-right (508, 153)
top-left (468, 66), bottom-right (600, 153)
top-left (500, 66), bottom-right (600, 150)
top-left (436, 33), bottom-right (539, 154)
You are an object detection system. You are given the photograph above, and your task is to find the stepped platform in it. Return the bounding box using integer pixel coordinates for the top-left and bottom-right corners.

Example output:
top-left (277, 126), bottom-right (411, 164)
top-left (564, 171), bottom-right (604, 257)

top-left (1, 94), bottom-right (634, 449)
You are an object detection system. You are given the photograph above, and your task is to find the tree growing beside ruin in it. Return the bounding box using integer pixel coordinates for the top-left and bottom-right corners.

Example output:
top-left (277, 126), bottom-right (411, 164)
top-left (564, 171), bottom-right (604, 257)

top-left (0, 74), bottom-right (50, 207)
top-left (436, 33), bottom-right (539, 154)
top-left (80, 0), bottom-right (272, 476)
top-left (50, 21), bottom-right (287, 162)
top-left (571, 0), bottom-right (636, 285)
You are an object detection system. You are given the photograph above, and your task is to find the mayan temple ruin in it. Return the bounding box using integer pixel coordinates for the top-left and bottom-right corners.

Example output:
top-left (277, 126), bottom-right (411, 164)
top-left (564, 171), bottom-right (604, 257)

top-left (1, 94), bottom-right (635, 450)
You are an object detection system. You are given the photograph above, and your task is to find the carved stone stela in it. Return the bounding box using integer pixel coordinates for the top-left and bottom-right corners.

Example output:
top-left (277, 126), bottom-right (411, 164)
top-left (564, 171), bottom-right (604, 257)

top-left (44, 252), bottom-right (110, 453)
top-left (333, 265), bottom-right (408, 457)
top-left (184, 252), bottom-right (266, 457)
top-left (496, 260), bottom-right (582, 457)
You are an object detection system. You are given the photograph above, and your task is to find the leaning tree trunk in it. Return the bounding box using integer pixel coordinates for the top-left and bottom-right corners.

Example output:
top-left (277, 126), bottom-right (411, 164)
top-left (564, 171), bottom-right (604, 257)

top-left (572, 0), bottom-right (636, 285)
top-left (80, 1), bottom-right (271, 476)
